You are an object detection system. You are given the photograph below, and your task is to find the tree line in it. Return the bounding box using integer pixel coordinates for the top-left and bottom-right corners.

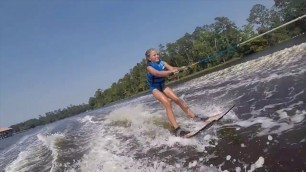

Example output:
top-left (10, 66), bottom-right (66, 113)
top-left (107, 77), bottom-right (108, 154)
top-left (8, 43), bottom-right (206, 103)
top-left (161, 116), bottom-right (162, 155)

top-left (9, 0), bottom-right (305, 132)
top-left (10, 104), bottom-right (89, 132)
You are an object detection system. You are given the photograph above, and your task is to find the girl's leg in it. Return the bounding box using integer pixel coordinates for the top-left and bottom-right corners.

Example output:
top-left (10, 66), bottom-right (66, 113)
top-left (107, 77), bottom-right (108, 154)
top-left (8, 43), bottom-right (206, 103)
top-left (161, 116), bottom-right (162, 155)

top-left (152, 89), bottom-right (179, 129)
top-left (163, 87), bottom-right (196, 118)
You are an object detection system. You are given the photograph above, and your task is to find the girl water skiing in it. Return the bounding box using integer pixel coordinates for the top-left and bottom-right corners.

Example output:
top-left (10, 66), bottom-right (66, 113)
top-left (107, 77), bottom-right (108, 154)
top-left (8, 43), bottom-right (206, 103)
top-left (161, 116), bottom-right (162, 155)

top-left (145, 48), bottom-right (198, 137)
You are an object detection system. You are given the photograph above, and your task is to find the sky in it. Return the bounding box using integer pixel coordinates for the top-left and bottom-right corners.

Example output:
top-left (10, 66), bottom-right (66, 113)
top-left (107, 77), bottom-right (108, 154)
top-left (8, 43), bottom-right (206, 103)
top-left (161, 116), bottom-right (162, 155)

top-left (0, 0), bottom-right (274, 127)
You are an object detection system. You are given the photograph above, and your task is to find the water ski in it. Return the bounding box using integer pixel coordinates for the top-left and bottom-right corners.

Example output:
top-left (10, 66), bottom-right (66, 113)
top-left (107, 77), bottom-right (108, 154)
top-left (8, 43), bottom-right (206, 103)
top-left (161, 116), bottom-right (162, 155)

top-left (183, 105), bottom-right (235, 138)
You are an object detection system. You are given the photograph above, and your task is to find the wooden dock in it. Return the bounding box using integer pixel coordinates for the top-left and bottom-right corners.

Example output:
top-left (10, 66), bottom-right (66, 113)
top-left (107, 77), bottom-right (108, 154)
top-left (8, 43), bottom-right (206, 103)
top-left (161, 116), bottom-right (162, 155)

top-left (0, 128), bottom-right (13, 139)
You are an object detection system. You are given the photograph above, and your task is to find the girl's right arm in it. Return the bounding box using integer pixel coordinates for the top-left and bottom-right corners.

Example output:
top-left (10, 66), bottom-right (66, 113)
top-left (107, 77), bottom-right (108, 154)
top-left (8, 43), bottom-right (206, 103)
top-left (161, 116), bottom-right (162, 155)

top-left (147, 66), bottom-right (176, 77)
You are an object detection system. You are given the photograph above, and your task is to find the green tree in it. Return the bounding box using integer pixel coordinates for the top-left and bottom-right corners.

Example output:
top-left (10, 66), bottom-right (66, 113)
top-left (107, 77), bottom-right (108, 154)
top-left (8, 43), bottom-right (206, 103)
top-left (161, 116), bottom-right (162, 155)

top-left (247, 4), bottom-right (271, 33)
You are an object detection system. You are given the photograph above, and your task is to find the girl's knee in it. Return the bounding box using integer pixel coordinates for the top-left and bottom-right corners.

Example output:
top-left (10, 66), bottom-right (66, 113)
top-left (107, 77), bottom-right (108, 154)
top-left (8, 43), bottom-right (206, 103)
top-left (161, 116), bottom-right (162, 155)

top-left (161, 98), bottom-right (171, 107)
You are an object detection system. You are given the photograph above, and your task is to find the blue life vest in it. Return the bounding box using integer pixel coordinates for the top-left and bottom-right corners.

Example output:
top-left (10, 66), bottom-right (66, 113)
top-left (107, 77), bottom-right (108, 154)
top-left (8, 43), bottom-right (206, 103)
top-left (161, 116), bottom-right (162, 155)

top-left (147, 59), bottom-right (166, 85)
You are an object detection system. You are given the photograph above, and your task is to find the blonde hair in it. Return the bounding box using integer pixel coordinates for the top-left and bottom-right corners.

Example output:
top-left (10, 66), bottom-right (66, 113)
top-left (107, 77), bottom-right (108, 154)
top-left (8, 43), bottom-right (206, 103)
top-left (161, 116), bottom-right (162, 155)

top-left (145, 48), bottom-right (157, 63)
